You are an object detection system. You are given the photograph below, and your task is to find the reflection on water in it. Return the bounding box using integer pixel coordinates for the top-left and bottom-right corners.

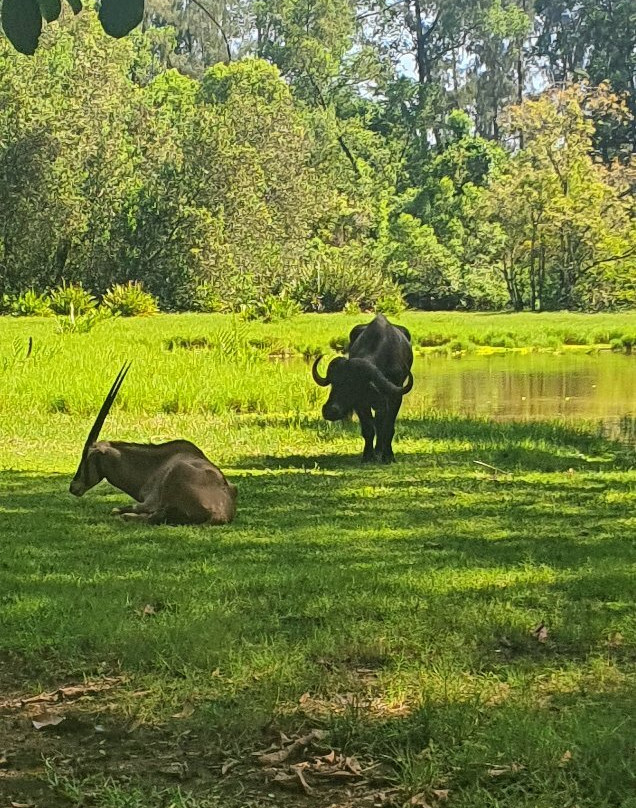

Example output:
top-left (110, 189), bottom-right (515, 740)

top-left (403, 352), bottom-right (636, 444)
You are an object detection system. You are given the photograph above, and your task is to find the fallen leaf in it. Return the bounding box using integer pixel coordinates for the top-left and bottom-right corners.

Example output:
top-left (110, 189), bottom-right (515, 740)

top-left (291, 764), bottom-right (314, 795)
top-left (32, 712), bottom-right (65, 730)
top-left (410, 794), bottom-right (433, 807)
top-left (159, 761), bottom-right (188, 779)
top-left (142, 604), bottom-right (157, 616)
top-left (221, 758), bottom-right (239, 775)
top-left (488, 762), bottom-right (525, 777)
top-left (11, 802), bottom-right (35, 808)
top-left (257, 728), bottom-right (327, 766)
top-left (559, 750), bottom-right (572, 767)
top-left (172, 703), bottom-right (194, 719)
top-left (532, 622), bottom-right (548, 643)
top-left (433, 789), bottom-right (450, 801)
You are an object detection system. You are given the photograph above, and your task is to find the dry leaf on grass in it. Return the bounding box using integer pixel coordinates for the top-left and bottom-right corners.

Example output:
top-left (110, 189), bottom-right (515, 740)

top-left (257, 728), bottom-right (327, 766)
top-left (559, 750), bottom-right (572, 767)
top-left (159, 761), bottom-right (189, 779)
top-left (531, 621), bottom-right (548, 643)
top-left (432, 790), bottom-right (450, 801)
top-left (11, 802), bottom-right (35, 808)
top-left (487, 763), bottom-right (525, 777)
top-left (221, 758), bottom-right (239, 775)
top-left (32, 711), bottom-right (66, 730)
top-left (409, 794), bottom-right (433, 807)
top-left (142, 603), bottom-right (157, 616)
top-left (172, 703), bottom-right (195, 719)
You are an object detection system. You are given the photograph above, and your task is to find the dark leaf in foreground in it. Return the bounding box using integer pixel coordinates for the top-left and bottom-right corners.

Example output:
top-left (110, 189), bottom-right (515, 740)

top-left (1, 0), bottom-right (42, 55)
top-left (37, 0), bottom-right (62, 23)
top-left (98, 0), bottom-right (144, 38)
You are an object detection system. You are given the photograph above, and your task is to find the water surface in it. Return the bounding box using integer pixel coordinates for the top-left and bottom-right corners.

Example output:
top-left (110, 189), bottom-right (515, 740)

top-left (403, 352), bottom-right (636, 444)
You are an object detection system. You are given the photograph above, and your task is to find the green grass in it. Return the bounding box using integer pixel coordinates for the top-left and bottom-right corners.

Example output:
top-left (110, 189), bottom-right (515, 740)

top-left (0, 313), bottom-right (635, 808)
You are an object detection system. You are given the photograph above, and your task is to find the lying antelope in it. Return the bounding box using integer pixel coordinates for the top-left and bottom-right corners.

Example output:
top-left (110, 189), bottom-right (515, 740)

top-left (69, 363), bottom-right (237, 525)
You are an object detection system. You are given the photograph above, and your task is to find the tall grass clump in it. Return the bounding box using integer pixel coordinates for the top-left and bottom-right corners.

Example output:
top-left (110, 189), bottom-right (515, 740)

top-left (49, 282), bottom-right (97, 316)
top-left (102, 282), bottom-right (159, 317)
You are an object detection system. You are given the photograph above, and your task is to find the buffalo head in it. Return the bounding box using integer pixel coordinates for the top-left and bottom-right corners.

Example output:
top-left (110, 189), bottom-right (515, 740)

top-left (312, 355), bottom-right (413, 421)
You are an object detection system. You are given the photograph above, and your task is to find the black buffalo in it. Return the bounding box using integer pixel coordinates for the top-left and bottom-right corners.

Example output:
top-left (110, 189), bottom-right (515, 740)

top-left (312, 314), bottom-right (414, 463)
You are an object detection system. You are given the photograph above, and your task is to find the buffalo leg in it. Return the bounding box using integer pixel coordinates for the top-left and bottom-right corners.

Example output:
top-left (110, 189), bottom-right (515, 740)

top-left (376, 398), bottom-right (402, 463)
top-left (355, 406), bottom-right (376, 462)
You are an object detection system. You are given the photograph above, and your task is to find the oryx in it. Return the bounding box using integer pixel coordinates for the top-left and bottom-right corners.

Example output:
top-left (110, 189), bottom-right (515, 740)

top-left (69, 363), bottom-right (237, 525)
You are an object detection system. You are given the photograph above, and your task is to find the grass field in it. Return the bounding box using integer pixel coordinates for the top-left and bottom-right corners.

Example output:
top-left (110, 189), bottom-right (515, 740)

top-left (1, 312), bottom-right (635, 808)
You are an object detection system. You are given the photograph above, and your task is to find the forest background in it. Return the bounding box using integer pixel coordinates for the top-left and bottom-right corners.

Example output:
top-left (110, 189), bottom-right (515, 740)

top-left (0, 0), bottom-right (634, 317)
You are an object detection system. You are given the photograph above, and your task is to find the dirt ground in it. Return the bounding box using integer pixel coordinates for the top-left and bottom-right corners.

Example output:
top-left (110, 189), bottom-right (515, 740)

top-left (0, 676), bottom-right (399, 808)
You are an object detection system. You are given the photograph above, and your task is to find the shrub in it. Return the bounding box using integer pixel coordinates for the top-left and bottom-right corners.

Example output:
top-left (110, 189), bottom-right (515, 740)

top-left (55, 308), bottom-right (111, 335)
top-left (418, 333), bottom-right (450, 347)
top-left (329, 334), bottom-right (349, 353)
top-left (343, 300), bottom-right (362, 316)
top-left (448, 338), bottom-right (473, 353)
top-left (102, 282), bottom-right (159, 317)
top-left (290, 244), bottom-right (398, 312)
top-left (610, 337), bottom-right (624, 352)
top-left (192, 283), bottom-right (227, 313)
top-left (10, 290), bottom-right (52, 317)
top-left (239, 294), bottom-right (300, 322)
top-left (374, 290), bottom-right (406, 317)
top-left (49, 282), bottom-right (97, 316)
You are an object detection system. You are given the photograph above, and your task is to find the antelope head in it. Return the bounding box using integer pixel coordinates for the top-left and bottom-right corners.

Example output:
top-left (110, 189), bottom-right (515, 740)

top-left (69, 362), bottom-right (131, 497)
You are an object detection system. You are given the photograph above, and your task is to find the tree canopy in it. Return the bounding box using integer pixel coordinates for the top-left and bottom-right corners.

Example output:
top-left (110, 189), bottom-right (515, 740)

top-left (0, 2), bottom-right (634, 313)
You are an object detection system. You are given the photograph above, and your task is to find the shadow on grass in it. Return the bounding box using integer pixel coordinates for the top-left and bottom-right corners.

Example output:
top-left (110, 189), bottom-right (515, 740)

top-left (0, 415), bottom-right (633, 685)
top-left (234, 413), bottom-right (635, 473)
top-left (0, 414), bottom-right (634, 807)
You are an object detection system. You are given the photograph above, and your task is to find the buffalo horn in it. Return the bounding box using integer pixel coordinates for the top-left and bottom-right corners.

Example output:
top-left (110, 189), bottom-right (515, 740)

top-left (82, 362), bottom-right (131, 456)
top-left (311, 355), bottom-right (330, 387)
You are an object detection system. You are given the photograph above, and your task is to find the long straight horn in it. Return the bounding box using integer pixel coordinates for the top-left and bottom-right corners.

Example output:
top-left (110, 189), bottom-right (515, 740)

top-left (82, 362), bottom-right (131, 456)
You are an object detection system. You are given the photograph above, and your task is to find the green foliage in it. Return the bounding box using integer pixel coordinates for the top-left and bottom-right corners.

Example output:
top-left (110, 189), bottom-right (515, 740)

top-left (290, 244), bottom-right (399, 312)
top-left (0, 7), bottom-right (633, 315)
top-left (102, 282), bottom-right (158, 317)
top-left (49, 282), bottom-right (97, 316)
top-left (10, 289), bottom-right (52, 316)
top-left (239, 294), bottom-right (301, 323)
top-left (192, 284), bottom-right (227, 314)
top-left (374, 289), bottom-right (406, 317)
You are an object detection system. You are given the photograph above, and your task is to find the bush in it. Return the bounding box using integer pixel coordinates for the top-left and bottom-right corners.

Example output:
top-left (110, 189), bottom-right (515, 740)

top-left (55, 308), bottom-right (112, 335)
top-left (192, 284), bottom-right (227, 313)
top-left (418, 333), bottom-right (450, 347)
top-left (290, 244), bottom-right (399, 312)
top-left (374, 290), bottom-right (406, 317)
top-left (10, 290), bottom-right (52, 317)
top-left (448, 338), bottom-right (473, 353)
top-left (239, 294), bottom-right (300, 322)
top-left (102, 282), bottom-right (159, 317)
top-left (49, 282), bottom-right (97, 316)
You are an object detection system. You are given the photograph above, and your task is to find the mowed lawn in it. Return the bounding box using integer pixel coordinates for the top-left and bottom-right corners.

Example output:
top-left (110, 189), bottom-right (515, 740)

top-left (0, 313), bottom-right (635, 808)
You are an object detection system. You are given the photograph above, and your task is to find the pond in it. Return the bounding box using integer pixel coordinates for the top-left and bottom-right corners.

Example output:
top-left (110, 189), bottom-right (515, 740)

top-left (403, 352), bottom-right (636, 444)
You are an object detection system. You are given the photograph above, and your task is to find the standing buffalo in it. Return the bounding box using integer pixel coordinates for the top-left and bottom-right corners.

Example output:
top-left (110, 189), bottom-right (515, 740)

top-left (312, 314), bottom-right (414, 463)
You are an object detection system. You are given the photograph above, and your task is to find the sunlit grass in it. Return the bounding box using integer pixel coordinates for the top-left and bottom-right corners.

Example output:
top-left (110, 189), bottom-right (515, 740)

top-left (0, 313), bottom-right (634, 807)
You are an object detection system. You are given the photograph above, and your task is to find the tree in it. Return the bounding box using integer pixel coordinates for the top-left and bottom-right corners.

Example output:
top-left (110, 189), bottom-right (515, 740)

top-left (484, 84), bottom-right (636, 309)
